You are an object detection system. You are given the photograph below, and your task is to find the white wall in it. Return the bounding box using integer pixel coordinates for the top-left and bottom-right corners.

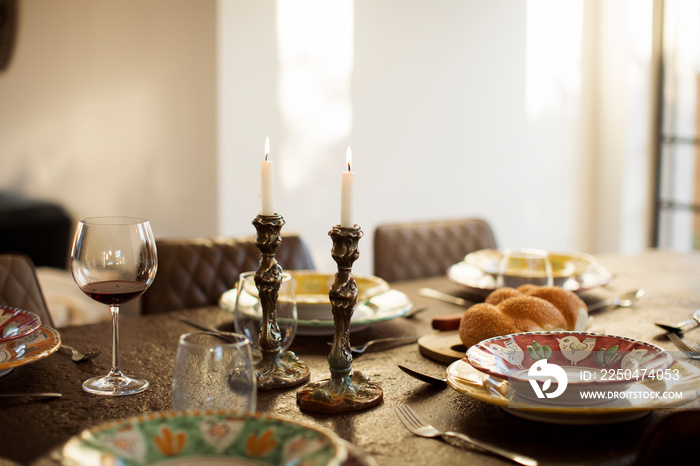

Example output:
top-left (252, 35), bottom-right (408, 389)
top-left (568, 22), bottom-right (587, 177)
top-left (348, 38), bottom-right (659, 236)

top-left (219, 0), bottom-right (623, 275)
top-left (0, 0), bottom-right (217, 239)
top-left (0, 1), bottom-right (656, 278)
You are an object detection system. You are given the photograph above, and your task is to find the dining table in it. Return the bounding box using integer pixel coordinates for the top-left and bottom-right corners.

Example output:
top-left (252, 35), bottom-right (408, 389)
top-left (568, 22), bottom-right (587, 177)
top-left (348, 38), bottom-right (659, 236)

top-left (1, 249), bottom-right (700, 465)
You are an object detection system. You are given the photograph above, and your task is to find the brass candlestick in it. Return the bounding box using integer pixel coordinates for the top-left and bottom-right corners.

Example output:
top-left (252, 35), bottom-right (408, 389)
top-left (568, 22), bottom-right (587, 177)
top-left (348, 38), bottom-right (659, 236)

top-left (252, 214), bottom-right (309, 390)
top-left (297, 225), bottom-right (382, 413)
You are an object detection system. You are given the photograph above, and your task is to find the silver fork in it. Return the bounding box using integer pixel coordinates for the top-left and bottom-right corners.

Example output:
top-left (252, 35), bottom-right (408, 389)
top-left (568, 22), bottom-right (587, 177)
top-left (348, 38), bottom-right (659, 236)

top-left (394, 405), bottom-right (538, 466)
top-left (327, 336), bottom-right (418, 355)
top-left (667, 332), bottom-right (700, 360)
top-left (61, 344), bottom-right (101, 363)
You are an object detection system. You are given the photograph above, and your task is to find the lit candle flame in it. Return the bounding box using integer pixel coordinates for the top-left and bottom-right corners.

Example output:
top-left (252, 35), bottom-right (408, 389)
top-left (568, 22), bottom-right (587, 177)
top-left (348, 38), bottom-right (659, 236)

top-left (265, 137), bottom-right (270, 161)
top-left (346, 146), bottom-right (352, 172)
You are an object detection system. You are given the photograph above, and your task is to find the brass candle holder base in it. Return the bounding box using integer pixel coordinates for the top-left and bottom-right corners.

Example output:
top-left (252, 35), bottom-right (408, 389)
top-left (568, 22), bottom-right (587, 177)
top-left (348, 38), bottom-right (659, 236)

top-left (253, 214), bottom-right (310, 390)
top-left (297, 369), bottom-right (382, 413)
top-left (256, 350), bottom-right (310, 391)
top-left (297, 225), bottom-right (382, 413)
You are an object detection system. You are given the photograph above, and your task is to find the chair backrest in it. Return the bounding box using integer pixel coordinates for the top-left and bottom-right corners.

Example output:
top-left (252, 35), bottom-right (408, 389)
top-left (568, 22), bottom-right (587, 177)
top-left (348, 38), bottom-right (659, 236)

top-left (373, 218), bottom-right (497, 282)
top-left (140, 234), bottom-right (315, 314)
top-left (0, 253), bottom-right (55, 327)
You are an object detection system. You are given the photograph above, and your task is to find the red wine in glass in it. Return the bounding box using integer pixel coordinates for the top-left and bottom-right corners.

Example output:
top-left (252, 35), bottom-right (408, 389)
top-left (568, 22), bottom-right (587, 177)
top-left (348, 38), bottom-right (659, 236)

top-left (81, 280), bottom-right (149, 305)
top-left (70, 217), bottom-right (157, 396)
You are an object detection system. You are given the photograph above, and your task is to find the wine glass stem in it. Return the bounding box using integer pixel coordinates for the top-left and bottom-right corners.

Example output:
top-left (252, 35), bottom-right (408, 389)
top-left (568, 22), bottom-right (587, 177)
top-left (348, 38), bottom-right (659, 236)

top-left (110, 304), bottom-right (120, 373)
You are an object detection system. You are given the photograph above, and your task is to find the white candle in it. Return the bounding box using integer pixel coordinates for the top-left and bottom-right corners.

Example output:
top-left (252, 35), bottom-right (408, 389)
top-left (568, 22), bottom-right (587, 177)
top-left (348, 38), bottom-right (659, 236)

top-left (340, 147), bottom-right (355, 228)
top-left (260, 137), bottom-right (275, 215)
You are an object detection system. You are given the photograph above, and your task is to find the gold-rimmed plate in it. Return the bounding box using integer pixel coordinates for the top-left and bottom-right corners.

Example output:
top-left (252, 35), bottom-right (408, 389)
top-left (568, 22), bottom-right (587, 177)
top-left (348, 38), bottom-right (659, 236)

top-left (221, 288), bottom-right (413, 336)
top-left (446, 358), bottom-right (700, 425)
top-left (448, 250), bottom-right (613, 295)
top-left (0, 327), bottom-right (61, 373)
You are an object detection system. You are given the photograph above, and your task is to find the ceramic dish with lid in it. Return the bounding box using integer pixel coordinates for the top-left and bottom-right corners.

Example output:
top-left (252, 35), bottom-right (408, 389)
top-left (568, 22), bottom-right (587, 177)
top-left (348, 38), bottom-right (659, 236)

top-left (465, 331), bottom-right (674, 406)
top-left (34, 410), bottom-right (348, 466)
top-left (0, 306), bottom-right (42, 343)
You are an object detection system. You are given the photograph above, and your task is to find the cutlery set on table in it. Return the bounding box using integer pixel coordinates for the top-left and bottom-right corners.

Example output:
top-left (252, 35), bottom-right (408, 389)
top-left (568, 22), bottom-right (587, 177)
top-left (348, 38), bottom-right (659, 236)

top-left (385, 249), bottom-right (700, 464)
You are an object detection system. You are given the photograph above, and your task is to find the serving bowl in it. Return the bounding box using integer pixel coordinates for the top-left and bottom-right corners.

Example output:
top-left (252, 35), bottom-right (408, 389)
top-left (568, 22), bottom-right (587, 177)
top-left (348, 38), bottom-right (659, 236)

top-left (466, 331), bottom-right (674, 406)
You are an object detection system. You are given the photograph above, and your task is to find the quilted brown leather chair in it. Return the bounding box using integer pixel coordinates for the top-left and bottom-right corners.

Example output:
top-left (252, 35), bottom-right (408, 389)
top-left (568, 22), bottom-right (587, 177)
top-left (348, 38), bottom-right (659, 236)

top-left (0, 253), bottom-right (55, 327)
top-left (140, 234), bottom-right (315, 314)
top-left (373, 218), bottom-right (497, 282)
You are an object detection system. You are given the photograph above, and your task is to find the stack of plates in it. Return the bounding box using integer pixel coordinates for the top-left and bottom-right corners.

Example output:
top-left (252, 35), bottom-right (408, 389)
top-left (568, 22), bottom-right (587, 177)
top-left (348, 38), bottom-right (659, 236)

top-left (220, 271), bottom-right (413, 336)
top-left (448, 249), bottom-right (613, 294)
top-left (0, 306), bottom-right (61, 376)
top-left (446, 330), bottom-right (700, 424)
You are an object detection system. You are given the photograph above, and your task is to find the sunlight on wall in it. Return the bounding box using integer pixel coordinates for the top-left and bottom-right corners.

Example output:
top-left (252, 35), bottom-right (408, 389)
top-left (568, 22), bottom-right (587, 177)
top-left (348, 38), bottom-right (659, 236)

top-left (525, 0), bottom-right (583, 120)
top-left (275, 0), bottom-right (354, 189)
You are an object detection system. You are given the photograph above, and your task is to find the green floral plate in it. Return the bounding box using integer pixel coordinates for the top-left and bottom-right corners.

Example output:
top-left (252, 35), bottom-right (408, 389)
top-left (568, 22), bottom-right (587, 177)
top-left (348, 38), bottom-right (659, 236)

top-left (35, 410), bottom-right (347, 465)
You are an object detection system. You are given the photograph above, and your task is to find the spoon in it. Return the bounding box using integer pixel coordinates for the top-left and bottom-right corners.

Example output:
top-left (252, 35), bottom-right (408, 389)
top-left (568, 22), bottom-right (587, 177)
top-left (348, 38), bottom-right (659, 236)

top-left (398, 365), bottom-right (447, 387)
top-left (655, 309), bottom-right (700, 334)
top-left (587, 289), bottom-right (645, 312)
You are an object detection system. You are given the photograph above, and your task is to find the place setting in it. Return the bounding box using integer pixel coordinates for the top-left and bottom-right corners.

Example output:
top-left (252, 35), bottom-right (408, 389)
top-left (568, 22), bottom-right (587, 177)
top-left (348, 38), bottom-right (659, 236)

top-left (415, 248), bottom-right (643, 363)
top-left (446, 330), bottom-right (700, 425)
top-left (39, 322), bottom-right (354, 466)
top-left (447, 247), bottom-right (614, 296)
top-left (219, 269), bottom-right (414, 337)
top-left (27, 142), bottom-right (386, 466)
top-left (398, 248), bottom-right (700, 427)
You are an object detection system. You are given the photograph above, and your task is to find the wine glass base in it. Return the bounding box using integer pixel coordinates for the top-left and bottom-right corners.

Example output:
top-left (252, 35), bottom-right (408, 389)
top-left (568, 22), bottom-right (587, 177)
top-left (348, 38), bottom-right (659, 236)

top-left (82, 373), bottom-right (149, 396)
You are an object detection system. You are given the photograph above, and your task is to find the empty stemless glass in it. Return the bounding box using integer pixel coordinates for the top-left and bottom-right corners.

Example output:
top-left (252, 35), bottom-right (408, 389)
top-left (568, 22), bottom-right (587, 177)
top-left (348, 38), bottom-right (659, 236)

top-left (233, 271), bottom-right (297, 361)
top-left (172, 332), bottom-right (256, 412)
top-left (70, 217), bottom-right (158, 396)
top-left (495, 248), bottom-right (554, 288)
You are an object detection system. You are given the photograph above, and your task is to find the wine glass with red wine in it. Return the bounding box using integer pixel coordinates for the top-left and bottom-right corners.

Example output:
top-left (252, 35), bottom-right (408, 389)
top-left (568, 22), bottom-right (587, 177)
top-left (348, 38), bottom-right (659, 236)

top-left (70, 217), bottom-right (158, 396)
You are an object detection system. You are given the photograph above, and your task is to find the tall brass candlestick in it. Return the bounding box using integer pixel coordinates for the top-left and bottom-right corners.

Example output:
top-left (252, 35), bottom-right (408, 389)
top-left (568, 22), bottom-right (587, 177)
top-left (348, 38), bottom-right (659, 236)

top-left (297, 225), bottom-right (382, 413)
top-left (253, 214), bottom-right (309, 390)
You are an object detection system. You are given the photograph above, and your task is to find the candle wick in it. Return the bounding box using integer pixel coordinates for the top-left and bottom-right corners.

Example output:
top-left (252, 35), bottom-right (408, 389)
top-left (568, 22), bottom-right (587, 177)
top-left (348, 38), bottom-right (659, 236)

top-left (347, 163), bottom-right (351, 172)
top-left (265, 153), bottom-right (269, 162)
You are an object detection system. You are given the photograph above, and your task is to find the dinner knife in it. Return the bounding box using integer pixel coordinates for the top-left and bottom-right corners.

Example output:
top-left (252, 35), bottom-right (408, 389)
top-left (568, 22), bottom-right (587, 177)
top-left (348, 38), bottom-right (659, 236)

top-left (418, 288), bottom-right (472, 307)
top-left (0, 392), bottom-right (62, 398)
top-left (179, 315), bottom-right (239, 343)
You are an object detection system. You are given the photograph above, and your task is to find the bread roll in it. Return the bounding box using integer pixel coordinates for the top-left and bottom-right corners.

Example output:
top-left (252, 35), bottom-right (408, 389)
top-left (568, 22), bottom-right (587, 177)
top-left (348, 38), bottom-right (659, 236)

top-left (524, 286), bottom-right (587, 331)
top-left (459, 285), bottom-right (588, 348)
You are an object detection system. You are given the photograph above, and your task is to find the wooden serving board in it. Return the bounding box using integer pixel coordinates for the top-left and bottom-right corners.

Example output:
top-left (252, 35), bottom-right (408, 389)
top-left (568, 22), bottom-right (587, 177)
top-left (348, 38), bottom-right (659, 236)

top-left (418, 330), bottom-right (468, 364)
